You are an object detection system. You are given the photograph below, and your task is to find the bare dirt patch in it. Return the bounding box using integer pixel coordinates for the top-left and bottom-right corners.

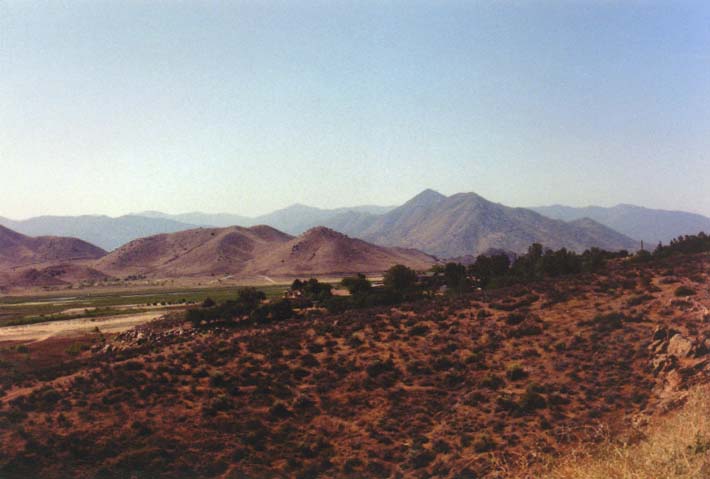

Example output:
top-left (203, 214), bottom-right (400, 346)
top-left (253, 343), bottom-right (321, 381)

top-left (0, 311), bottom-right (167, 343)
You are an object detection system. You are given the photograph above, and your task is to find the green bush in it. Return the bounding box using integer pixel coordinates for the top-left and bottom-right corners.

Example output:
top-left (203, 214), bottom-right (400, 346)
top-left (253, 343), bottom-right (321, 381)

top-left (366, 358), bottom-right (396, 378)
top-left (66, 342), bottom-right (88, 356)
top-left (473, 433), bottom-right (496, 452)
top-left (518, 384), bottom-right (547, 412)
top-left (675, 286), bottom-right (696, 297)
top-left (481, 373), bottom-right (504, 390)
top-left (506, 364), bottom-right (528, 381)
top-left (268, 299), bottom-right (294, 321)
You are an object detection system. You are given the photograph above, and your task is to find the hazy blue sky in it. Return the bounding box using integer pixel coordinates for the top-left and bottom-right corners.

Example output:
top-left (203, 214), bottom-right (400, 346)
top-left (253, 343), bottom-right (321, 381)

top-left (2, 1), bottom-right (709, 218)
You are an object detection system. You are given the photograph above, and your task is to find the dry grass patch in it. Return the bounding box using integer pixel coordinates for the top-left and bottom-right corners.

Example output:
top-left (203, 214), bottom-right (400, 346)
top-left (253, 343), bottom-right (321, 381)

top-left (541, 386), bottom-right (710, 479)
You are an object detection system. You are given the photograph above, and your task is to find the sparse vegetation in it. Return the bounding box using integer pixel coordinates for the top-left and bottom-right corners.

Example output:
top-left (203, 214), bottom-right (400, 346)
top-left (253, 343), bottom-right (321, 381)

top-left (0, 245), bottom-right (708, 478)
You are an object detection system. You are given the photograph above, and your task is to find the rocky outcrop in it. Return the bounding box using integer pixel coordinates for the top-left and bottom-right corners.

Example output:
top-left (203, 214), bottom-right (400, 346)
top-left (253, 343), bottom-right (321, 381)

top-left (648, 326), bottom-right (704, 360)
top-left (647, 325), bottom-right (710, 409)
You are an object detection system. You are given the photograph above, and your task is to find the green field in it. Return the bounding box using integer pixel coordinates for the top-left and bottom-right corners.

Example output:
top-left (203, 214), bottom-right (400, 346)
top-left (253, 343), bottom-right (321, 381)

top-left (0, 284), bottom-right (290, 327)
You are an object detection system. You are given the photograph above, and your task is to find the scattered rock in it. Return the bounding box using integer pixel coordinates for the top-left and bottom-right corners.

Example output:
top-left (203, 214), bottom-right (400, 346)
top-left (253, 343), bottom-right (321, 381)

top-left (650, 355), bottom-right (676, 376)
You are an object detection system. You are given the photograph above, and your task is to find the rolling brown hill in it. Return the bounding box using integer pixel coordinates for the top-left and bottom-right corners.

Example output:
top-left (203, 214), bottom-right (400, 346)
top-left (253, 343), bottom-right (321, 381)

top-left (0, 264), bottom-right (113, 289)
top-left (0, 224), bottom-right (106, 270)
top-left (94, 225), bottom-right (435, 278)
top-left (249, 226), bottom-right (435, 275)
top-left (93, 225), bottom-right (293, 278)
top-left (325, 189), bottom-right (639, 257)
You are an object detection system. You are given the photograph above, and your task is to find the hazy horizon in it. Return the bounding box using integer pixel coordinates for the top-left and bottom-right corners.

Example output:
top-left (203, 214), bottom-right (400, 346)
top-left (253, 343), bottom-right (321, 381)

top-left (3, 1), bottom-right (710, 218)
top-left (3, 186), bottom-right (710, 221)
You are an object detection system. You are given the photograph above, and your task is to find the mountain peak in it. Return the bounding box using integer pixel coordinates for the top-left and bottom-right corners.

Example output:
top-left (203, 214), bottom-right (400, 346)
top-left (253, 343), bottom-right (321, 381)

top-left (449, 191), bottom-right (488, 203)
top-left (404, 189), bottom-right (446, 207)
top-left (417, 188), bottom-right (445, 199)
top-left (282, 203), bottom-right (322, 212)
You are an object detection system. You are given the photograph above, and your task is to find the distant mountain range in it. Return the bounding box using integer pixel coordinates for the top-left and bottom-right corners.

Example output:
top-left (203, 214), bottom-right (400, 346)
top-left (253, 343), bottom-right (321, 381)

top-left (5, 191), bottom-right (708, 260)
top-left (530, 204), bottom-right (710, 246)
top-left (0, 205), bottom-right (396, 251)
top-left (134, 211), bottom-right (251, 228)
top-left (134, 204), bottom-right (395, 234)
top-left (0, 215), bottom-right (199, 252)
top-left (320, 190), bottom-right (638, 257)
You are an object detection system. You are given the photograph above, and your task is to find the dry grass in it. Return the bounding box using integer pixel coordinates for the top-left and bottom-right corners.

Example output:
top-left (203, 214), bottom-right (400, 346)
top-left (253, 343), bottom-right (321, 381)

top-left (540, 386), bottom-right (710, 479)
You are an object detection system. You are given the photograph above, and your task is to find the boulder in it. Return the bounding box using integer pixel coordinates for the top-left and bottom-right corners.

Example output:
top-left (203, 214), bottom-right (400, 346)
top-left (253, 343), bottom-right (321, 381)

top-left (667, 334), bottom-right (694, 358)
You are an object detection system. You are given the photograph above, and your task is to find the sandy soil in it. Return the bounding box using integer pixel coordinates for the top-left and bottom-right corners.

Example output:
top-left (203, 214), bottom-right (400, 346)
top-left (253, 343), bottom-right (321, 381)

top-left (0, 310), bottom-right (167, 343)
top-left (0, 276), bottom-right (294, 297)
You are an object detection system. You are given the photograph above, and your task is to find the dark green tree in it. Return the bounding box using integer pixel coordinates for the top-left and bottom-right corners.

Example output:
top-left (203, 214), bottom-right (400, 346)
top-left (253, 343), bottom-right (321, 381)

top-left (468, 253), bottom-right (510, 287)
top-left (383, 264), bottom-right (417, 293)
top-left (297, 278), bottom-right (333, 301)
top-left (341, 273), bottom-right (372, 295)
top-left (444, 262), bottom-right (468, 293)
top-left (269, 299), bottom-right (294, 321)
top-left (580, 247), bottom-right (605, 272)
top-left (236, 287), bottom-right (266, 310)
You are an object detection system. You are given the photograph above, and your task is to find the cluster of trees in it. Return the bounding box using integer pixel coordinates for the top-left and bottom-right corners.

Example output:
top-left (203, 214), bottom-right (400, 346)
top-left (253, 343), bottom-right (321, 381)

top-left (188, 287), bottom-right (294, 327)
top-left (428, 263), bottom-right (471, 293)
top-left (466, 254), bottom-right (510, 288)
top-left (383, 265), bottom-right (418, 293)
top-left (504, 244), bottom-right (626, 281)
top-left (435, 244), bottom-right (628, 292)
top-left (189, 267), bottom-right (427, 328)
top-left (286, 265), bottom-right (430, 315)
top-left (340, 273), bottom-right (372, 295)
top-left (250, 297), bottom-right (294, 323)
top-left (638, 232), bottom-right (710, 261)
top-left (664, 232), bottom-right (710, 254)
top-left (325, 267), bottom-right (421, 313)
top-left (290, 278), bottom-right (333, 302)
